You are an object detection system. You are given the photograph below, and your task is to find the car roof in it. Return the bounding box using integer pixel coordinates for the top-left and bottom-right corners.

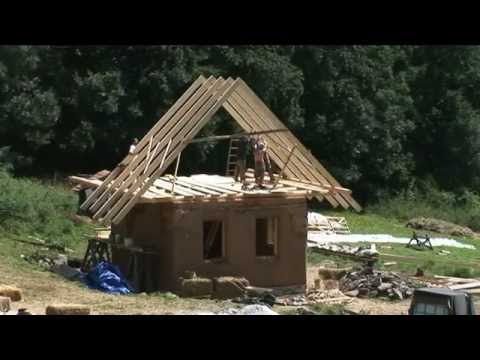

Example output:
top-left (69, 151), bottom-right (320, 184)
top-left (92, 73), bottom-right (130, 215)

top-left (415, 287), bottom-right (466, 297)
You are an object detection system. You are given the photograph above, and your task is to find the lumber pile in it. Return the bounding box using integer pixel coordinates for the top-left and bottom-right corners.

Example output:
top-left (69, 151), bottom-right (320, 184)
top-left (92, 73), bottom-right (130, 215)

top-left (308, 212), bottom-right (350, 234)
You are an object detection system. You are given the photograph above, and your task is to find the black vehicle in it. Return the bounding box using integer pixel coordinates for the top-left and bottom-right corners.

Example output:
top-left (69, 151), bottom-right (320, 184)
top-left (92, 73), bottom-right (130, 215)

top-left (409, 287), bottom-right (476, 315)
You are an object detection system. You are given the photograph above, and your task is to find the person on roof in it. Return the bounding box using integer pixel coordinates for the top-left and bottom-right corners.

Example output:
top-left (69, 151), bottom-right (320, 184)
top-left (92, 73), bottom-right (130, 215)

top-left (119, 138), bottom-right (139, 169)
top-left (253, 136), bottom-right (267, 187)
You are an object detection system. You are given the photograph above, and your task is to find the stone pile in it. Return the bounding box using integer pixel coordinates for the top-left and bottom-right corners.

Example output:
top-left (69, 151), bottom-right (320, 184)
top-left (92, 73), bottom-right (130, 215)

top-left (340, 267), bottom-right (417, 300)
top-left (308, 242), bottom-right (379, 259)
top-left (21, 252), bottom-right (68, 269)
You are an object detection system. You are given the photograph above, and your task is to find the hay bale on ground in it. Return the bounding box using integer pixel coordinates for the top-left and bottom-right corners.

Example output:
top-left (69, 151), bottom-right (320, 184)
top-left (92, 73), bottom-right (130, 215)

top-left (0, 296), bottom-right (11, 312)
top-left (0, 285), bottom-right (23, 302)
top-left (179, 277), bottom-right (213, 298)
top-left (45, 304), bottom-right (91, 315)
top-left (213, 276), bottom-right (250, 299)
top-left (317, 267), bottom-right (351, 280)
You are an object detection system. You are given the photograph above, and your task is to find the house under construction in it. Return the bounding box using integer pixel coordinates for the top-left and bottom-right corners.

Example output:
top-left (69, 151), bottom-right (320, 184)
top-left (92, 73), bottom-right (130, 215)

top-left (71, 75), bottom-right (360, 293)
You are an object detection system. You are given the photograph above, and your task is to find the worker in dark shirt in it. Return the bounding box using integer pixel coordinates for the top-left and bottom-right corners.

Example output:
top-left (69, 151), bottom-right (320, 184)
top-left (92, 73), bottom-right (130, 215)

top-left (253, 137), bottom-right (267, 187)
top-left (234, 135), bottom-right (249, 184)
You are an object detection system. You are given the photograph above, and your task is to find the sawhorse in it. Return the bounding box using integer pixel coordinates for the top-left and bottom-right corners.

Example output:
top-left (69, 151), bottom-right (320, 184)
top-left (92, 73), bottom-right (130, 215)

top-left (406, 232), bottom-right (433, 250)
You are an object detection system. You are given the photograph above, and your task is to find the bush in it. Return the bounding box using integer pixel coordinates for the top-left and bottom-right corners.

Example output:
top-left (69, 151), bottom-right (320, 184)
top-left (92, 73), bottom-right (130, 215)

top-left (0, 167), bottom-right (87, 248)
top-left (367, 184), bottom-right (480, 233)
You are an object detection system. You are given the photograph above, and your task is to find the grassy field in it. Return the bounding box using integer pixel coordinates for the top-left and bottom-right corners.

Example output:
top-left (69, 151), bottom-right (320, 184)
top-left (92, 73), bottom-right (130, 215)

top-left (311, 209), bottom-right (480, 278)
top-left (1, 169), bottom-right (479, 314)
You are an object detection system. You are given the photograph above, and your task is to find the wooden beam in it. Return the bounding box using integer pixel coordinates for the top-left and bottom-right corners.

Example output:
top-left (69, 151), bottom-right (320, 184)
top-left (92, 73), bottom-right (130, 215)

top-left (189, 128), bottom-right (288, 144)
top-left (171, 152), bottom-right (181, 193)
top-left (273, 145), bottom-right (296, 189)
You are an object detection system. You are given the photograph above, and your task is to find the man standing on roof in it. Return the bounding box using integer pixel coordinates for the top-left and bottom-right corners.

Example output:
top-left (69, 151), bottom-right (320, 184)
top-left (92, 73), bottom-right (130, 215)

top-left (234, 135), bottom-right (249, 185)
top-left (253, 136), bottom-right (267, 187)
top-left (262, 139), bottom-right (275, 184)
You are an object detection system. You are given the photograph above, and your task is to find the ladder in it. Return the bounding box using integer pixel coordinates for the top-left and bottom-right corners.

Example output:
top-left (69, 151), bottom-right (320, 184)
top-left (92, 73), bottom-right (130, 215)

top-left (225, 137), bottom-right (241, 177)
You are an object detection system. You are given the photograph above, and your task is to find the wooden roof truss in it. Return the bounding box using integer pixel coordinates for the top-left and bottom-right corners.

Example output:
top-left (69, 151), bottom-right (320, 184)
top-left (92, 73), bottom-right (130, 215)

top-left (81, 75), bottom-right (361, 225)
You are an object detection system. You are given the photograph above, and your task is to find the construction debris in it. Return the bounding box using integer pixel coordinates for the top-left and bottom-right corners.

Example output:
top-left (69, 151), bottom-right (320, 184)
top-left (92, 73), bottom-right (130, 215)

top-left (21, 252), bottom-right (68, 269)
top-left (45, 304), bottom-right (91, 315)
top-left (407, 217), bottom-right (477, 238)
top-left (308, 242), bottom-right (379, 264)
top-left (340, 267), bottom-right (418, 300)
top-left (212, 304), bottom-right (279, 315)
top-left (0, 285), bottom-right (23, 302)
top-left (384, 262), bottom-right (397, 267)
top-left (0, 296), bottom-right (11, 312)
top-left (275, 287), bottom-right (352, 307)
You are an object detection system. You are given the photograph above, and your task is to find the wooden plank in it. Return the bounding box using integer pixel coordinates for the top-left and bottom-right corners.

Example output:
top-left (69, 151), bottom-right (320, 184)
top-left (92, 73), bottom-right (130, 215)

top-left (81, 75), bottom-right (208, 210)
top-left (109, 78), bottom-right (240, 224)
top-left (189, 128), bottom-right (289, 144)
top-left (165, 176), bottom-right (223, 196)
top-left (433, 275), bottom-right (479, 283)
top-left (449, 281), bottom-right (480, 291)
top-left (88, 77), bottom-right (220, 216)
top-left (171, 153), bottom-right (182, 193)
top-left (69, 176), bottom-right (102, 188)
top-left (153, 179), bottom-right (204, 197)
top-left (273, 145), bottom-right (296, 189)
top-left (176, 177), bottom-right (240, 195)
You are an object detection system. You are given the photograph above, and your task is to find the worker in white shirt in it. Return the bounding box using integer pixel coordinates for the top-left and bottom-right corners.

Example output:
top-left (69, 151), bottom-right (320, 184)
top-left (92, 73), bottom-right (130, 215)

top-left (119, 138), bottom-right (139, 169)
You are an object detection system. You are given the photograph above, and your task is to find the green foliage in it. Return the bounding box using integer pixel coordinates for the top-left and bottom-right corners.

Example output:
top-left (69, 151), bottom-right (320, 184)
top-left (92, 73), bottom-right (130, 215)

top-left (1, 45), bottom-right (480, 205)
top-left (367, 184), bottom-right (480, 231)
top-left (0, 168), bottom-right (88, 248)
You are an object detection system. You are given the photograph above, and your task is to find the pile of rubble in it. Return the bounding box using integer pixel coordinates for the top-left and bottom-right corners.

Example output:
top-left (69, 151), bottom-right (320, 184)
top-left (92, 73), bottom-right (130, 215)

top-left (340, 267), bottom-right (418, 300)
top-left (21, 252), bottom-right (68, 269)
top-left (307, 242), bottom-right (379, 259)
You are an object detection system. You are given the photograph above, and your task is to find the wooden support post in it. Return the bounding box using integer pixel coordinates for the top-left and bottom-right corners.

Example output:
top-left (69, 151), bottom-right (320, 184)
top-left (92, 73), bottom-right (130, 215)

top-left (171, 152), bottom-right (182, 194)
top-left (273, 145), bottom-right (296, 189)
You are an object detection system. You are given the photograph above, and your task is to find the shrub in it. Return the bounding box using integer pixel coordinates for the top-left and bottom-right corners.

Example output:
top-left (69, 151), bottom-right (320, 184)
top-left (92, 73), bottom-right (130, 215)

top-left (0, 168), bottom-right (87, 248)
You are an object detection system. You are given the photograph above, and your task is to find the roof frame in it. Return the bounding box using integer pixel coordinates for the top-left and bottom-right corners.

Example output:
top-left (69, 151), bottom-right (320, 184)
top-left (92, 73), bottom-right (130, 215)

top-left (81, 76), bottom-right (361, 225)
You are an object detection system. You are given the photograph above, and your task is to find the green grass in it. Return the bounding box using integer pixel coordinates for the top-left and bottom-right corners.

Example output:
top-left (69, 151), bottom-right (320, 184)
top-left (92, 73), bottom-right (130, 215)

top-left (0, 168), bottom-right (94, 271)
top-left (310, 207), bottom-right (480, 278)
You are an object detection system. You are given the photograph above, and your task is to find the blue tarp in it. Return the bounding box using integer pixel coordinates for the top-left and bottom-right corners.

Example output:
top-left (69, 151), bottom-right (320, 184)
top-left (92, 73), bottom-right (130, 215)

top-left (84, 262), bottom-right (135, 295)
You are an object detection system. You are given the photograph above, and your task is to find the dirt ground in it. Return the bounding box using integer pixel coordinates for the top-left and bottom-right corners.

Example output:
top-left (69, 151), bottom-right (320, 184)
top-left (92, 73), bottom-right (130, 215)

top-left (0, 258), bottom-right (418, 315)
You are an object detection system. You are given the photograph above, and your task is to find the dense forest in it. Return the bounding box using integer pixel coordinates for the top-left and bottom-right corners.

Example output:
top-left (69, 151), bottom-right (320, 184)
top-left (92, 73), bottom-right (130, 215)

top-left (1, 45), bottom-right (480, 205)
